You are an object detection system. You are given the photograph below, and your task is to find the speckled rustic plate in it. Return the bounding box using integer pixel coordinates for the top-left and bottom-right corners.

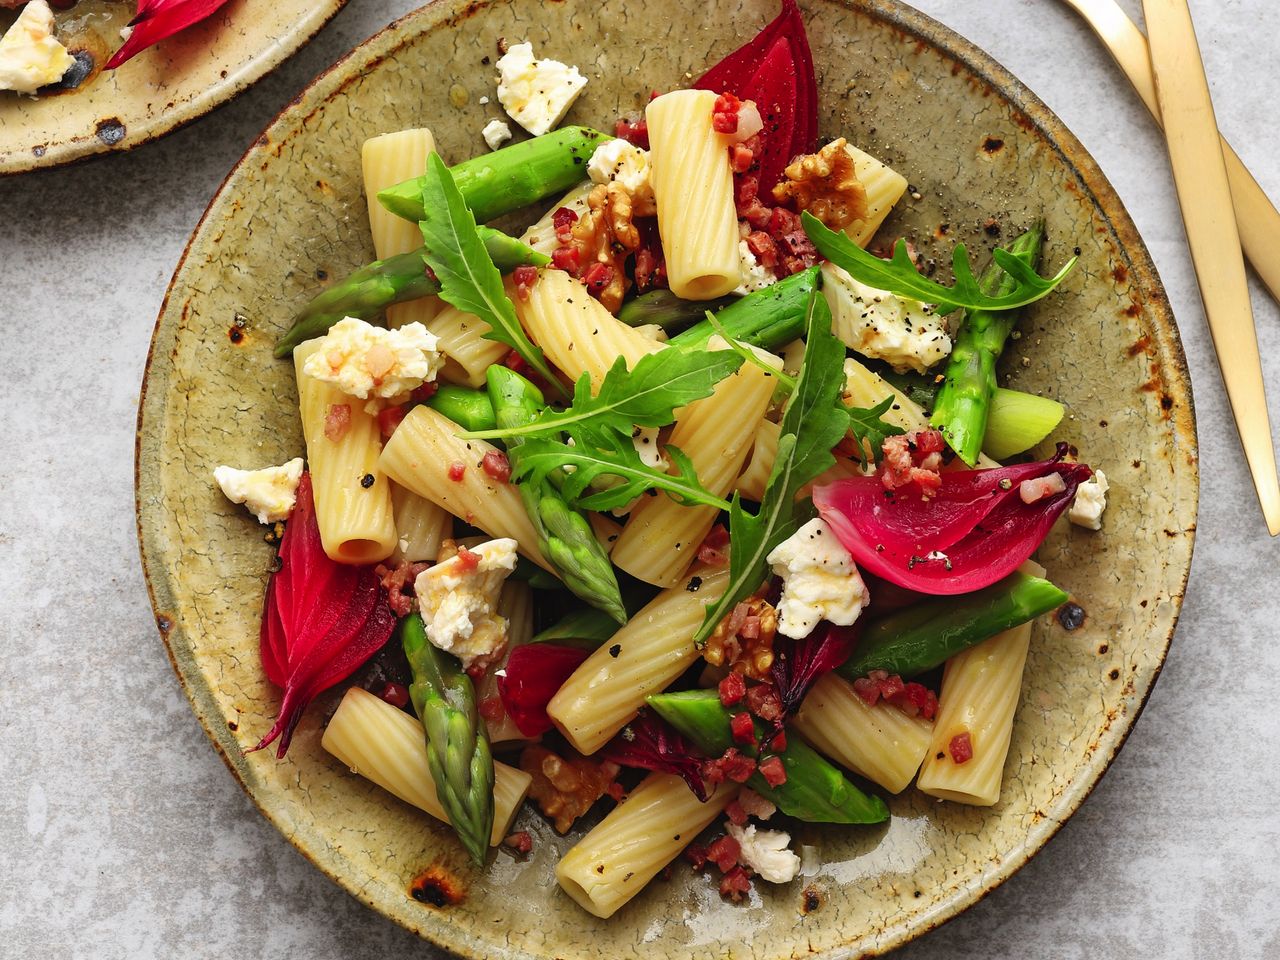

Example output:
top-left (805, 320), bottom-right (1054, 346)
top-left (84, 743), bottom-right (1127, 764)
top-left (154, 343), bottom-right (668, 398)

top-left (135, 1), bottom-right (1198, 956)
top-left (0, 0), bottom-right (346, 175)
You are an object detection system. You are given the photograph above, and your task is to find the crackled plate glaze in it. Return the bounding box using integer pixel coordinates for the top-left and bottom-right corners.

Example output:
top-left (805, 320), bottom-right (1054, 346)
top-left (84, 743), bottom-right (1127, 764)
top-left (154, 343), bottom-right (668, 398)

top-left (0, 0), bottom-right (346, 175)
top-left (135, 1), bottom-right (1198, 956)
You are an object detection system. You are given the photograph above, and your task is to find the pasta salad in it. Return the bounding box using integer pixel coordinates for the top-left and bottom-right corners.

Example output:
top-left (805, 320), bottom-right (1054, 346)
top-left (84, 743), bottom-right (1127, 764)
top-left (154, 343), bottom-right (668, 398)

top-left (213, 0), bottom-right (1109, 918)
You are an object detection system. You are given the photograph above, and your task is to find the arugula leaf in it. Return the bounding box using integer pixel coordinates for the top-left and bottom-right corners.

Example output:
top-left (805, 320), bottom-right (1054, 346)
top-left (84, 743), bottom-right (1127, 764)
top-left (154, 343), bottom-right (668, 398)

top-left (461, 349), bottom-right (743, 443)
top-left (417, 153), bottom-right (566, 396)
top-left (693, 290), bottom-right (850, 646)
top-left (704, 312), bottom-right (798, 392)
top-left (843, 395), bottom-right (904, 464)
top-left (510, 434), bottom-right (732, 513)
top-left (802, 211), bottom-right (1077, 314)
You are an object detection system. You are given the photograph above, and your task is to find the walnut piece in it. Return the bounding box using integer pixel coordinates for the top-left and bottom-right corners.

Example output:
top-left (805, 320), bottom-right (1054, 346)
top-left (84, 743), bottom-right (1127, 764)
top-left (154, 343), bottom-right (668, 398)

top-left (562, 182), bottom-right (656, 313)
top-left (704, 596), bottom-right (778, 681)
top-left (520, 744), bottom-right (620, 834)
top-left (770, 137), bottom-right (867, 231)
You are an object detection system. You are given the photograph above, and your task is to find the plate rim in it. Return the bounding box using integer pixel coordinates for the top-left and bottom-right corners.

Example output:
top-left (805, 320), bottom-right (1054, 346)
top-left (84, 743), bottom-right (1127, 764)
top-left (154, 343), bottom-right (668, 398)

top-left (0, 0), bottom-right (350, 177)
top-left (134, 0), bottom-right (1199, 955)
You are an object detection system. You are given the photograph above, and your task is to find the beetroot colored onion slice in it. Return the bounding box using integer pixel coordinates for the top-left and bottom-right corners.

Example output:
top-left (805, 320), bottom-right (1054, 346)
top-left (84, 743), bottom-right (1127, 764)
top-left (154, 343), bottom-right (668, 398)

top-left (771, 621), bottom-right (859, 717)
top-left (496, 643), bottom-right (591, 737)
top-left (600, 711), bottom-right (710, 801)
top-left (106, 0), bottom-right (235, 70)
top-left (813, 446), bottom-right (1092, 595)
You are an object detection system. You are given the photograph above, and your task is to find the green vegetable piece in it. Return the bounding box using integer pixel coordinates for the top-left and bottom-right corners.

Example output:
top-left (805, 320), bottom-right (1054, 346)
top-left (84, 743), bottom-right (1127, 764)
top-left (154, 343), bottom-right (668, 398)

top-left (379, 126), bottom-right (611, 225)
top-left (803, 212), bottom-right (1075, 315)
top-left (424, 385), bottom-right (497, 433)
top-left (418, 153), bottom-right (565, 395)
top-left (531, 607), bottom-right (619, 647)
top-left (983, 388), bottom-right (1066, 461)
top-left (670, 266), bottom-right (821, 351)
top-left (692, 290), bottom-right (849, 646)
top-left (839, 571), bottom-right (1069, 680)
top-left (617, 289), bottom-right (737, 330)
top-left (930, 223), bottom-right (1047, 464)
top-left (401, 613), bottom-right (494, 866)
top-left (274, 228), bottom-right (547, 358)
top-left (647, 690), bottom-right (889, 825)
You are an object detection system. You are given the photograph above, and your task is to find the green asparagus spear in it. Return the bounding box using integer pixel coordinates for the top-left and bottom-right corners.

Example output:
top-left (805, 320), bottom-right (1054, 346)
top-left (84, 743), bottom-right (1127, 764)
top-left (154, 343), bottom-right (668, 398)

top-left (424, 385), bottom-right (497, 433)
top-left (668, 266), bottom-right (821, 351)
top-left (379, 126), bottom-right (611, 225)
top-left (930, 223), bottom-right (1046, 465)
top-left (838, 571), bottom-right (1068, 681)
top-left (487, 366), bottom-right (627, 623)
top-left (275, 228), bottom-right (547, 357)
top-left (617, 289), bottom-right (737, 330)
top-left (647, 690), bottom-right (888, 824)
top-left (400, 613), bottom-right (494, 865)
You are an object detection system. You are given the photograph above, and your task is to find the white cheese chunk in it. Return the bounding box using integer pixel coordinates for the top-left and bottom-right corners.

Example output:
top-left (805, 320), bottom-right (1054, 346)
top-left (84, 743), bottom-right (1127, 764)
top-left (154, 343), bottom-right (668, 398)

top-left (414, 539), bottom-right (518, 669)
top-left (587, 138), bottom-right (653, 198)
top-left (302, 317), bottom-right (443, 402)
top-left (213, 458), bottom-right (305, 524)
top-left (726, 823), bottom-right (801, 884)
top-left (0, 0), bottom-right (74, 95)
top-left (495, 42), bottom-right (587, 136)
top-left (1069, 469), bottom-right (1109, 531)
top-left (821, 261), bottom-right (951, 374)
top-left (481, 117), bottom-right (512, 151)
top-left (630, 425), bottom-right (668, 471)
top-left (766, 517), bottom-right (869, 640)
top-left (737, 787), bottom-right (777, 822)
top-left (736, 240), bottom-right (778, 295)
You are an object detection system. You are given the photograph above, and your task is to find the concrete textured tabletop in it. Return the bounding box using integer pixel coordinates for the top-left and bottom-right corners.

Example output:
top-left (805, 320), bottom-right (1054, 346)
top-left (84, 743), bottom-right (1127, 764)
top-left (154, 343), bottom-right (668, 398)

top-left (2, 0), bottom-right (1277, 957)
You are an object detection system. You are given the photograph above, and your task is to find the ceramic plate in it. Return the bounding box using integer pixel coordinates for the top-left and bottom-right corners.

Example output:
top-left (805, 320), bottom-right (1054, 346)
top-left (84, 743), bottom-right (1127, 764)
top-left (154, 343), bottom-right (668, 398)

top-left (135, 1), bottom-right (1198, 956)
top-left (0, 0), bottom-right (347, 175)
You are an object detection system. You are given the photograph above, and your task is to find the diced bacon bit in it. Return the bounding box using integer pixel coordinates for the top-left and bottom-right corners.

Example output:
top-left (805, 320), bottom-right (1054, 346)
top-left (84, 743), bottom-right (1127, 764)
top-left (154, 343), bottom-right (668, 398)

top-left (324, 403), bottom-right (352, 442)
top-left (697, 524), bottom-right (731, 566)
top-left (725, 799), bottom-right (749, 826)
top-left (718, 671), bottom-right (747, 707)
top-left (551, 245), bottom-right (581, 273)
top-left (478, 695), bottom-right (506, 724)
top-left (712, 92), bottom-right (742, 134)
top-left (410, 381), bottom-right (439, 403)
top-left (736, 175), bottom-right (773, 229)
top-left (705, 596), bottom-right (778, 681)
top-left (730, 143), bottom-right (755, 173)
top-left (702, 747), bottom-right (757, 785)
top-left (606, 781), bottom-right (626, 803)
top-left (737, 787), bottom-right (776, 820)
top-left (706, 834), bottom-right (742, 872)
top-left (949, 731), bottom-right (974, 764)
top-left (758, 755), bottom-right (787, 787)
top-left (614, 117), bottom-right (649, 149)
top-left (455, 547), bottom-right (482, 572)
top-left (482, 450), bottom-right (512, 483)
top-left (768, 730), bottom-right (787, 753)
top-left (730, 711), bottom-right (756, 745)
top-left (634, 217), bottom-right (668, 292)
top-left (719, 865), bottom-right (754, 902)
top-left (740, 616), bottom-right (761, 640)
top-left (851, 670), bottom-right (939, 721)
top-left (879, 428), bottom-right (947, 497)
top-left (582, 261), bottom-right (615, 294)
top-left (745, 230), bottom-right (778, 268)
top-left (377, 403), bottom-right (408, 439)
top-left (512, 264), bottom-right (540, 301)
top-left (520, 744), bottom-right (621, 834)
top-left (503, 831), bottom-right (533, 855)
top-left (684, 843), bottom-right (710, 871)
top-left (447, 461), bottom-right (467, 482)
top-left (745, 684), bottom-right (783, 724)
top-left (374, 559), bottom-right (430, 618)
top-left (1019, 472), bottom-right (1068, 504)
top-left (552, 205), bottom-right (579, 234)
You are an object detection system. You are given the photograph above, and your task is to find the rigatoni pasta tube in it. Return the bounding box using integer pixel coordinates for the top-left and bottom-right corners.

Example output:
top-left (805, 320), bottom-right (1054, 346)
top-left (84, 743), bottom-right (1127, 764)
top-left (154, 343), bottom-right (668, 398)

top-left (845, 144), bottom-right (908, 248)
top-left (611, 344), bottom-right (777, 587)
top-left (478, 581), bottom-right (535, 746)
top-left (294, 339), bottom-right (397, 564)
top-left (515, 269), bottom-right (663, 388)
top-left (735, 419), bottom-right (862, 502)
top-left (431, 303), bottom-right (509, 387)
top-left (548, 567), bottom-right (729, 754)
top-left (916, 621), bottom-right (1033, 806)
top-left (321, 687), bottom-right (531, 845)
top-left (646, 90), bottom-right (741, 300)
top-left (378, 406), bottom-right (553, 571)
top-left (361, 129), bottom-right (445, 328)
top-left (520, 182), bottom-right (593, 257)
top-left (556, 774), bottom-right (737, 918)
top-left (390, 483), bottom-right (452, 563)
top-left (793, 673), bottom-right (934, 794)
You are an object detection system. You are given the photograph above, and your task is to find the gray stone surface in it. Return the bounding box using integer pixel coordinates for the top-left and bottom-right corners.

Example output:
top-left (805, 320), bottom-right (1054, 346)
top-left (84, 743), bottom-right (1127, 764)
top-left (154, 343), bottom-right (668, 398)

top-left (1, 0), bottom-right (1277, 957)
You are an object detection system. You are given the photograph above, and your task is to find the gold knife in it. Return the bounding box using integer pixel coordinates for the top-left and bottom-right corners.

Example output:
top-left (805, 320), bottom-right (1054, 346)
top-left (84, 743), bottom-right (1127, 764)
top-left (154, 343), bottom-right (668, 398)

top-left (1143, 0), bottom-right (1280, 535)
top-left (1061, 0), bottom-right (1280, 307)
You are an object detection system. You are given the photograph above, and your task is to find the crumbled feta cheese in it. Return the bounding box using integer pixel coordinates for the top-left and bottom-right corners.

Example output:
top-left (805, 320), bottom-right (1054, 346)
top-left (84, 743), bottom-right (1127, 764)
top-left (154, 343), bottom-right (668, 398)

top-left (302, 317), bottom-right (443, 402)
top-left (481, 117), bottom-right (512, 151)
top-left (587, 138), bottom-right (653, 198)
top-left (766, 517), bottom-right (869, 640)
top-left (213, 458), bottom-right (304, 524)
top-left (0, 0), bottom-right (74, 94)
top-left (725, 823), bottom-right (801, 884)
top-left (414, 539), bottom-right (518, 668)
top-left (495, 41), bottom-right (587, 136)
top-left (1019, 472), bottom-right (1067, 504)
top-left (736, 240), bottom-right (778, 295)
top-left (630, 425), bottom-right (668, 471)
top-left (1069, 469), bottom-right (1109, 530)
top-left (821, 262), bottom-right (951, 374)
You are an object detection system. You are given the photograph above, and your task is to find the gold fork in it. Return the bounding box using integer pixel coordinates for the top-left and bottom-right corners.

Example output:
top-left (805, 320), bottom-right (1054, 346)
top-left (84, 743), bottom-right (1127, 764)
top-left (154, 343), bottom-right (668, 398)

top-left (1060, 0), bottom-right (1280, 305)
